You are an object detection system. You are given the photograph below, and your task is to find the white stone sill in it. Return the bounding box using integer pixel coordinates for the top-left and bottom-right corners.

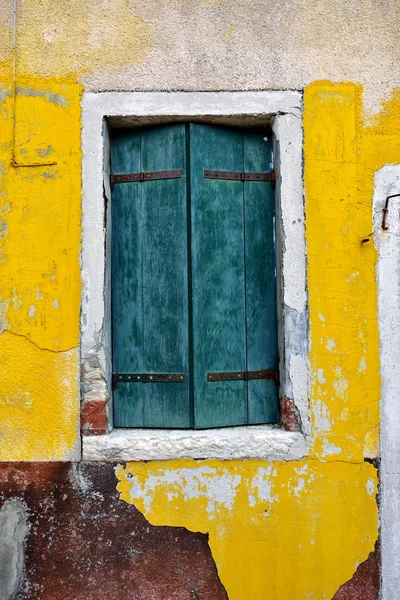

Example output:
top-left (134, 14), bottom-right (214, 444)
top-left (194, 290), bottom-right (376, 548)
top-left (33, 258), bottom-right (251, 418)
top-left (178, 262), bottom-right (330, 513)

top-left (82, 426), bottom-right (307, 461)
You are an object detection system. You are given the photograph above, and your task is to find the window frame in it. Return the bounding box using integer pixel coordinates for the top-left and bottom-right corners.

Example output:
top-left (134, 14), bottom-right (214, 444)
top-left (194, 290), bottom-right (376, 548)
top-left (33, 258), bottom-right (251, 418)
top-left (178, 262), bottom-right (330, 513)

top-left (81, 91), bottom-right (309, 461)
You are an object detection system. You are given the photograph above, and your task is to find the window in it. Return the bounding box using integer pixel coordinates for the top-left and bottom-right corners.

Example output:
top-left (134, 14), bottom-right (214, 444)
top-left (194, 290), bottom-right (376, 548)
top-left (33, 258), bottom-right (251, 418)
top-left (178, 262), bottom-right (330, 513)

top-left (111, 123), bottom-right (278, 429)
top-left (81, 91), bottom-right (307, 461)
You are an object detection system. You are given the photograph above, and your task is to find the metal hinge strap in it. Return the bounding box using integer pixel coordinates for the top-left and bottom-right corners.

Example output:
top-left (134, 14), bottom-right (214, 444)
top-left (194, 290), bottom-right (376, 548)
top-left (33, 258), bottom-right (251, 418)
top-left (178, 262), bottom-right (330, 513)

top-left (112, 372), bottom-right (185, 390)
top-left (110, 169), bottom-right (182, 190)
top-left (204, 170), bottom-right (276, 188)
top-left (207, 369), bottom-right (279, 382)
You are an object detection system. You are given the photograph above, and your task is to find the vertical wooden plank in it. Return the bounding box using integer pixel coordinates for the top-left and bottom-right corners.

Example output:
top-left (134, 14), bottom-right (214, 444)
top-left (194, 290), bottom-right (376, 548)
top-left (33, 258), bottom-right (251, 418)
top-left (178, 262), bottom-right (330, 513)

top-left (141, 124), bottom-right (191, 427)
top-left (190, 124), bottom-right (247, 428)
top-left (243, 130), bottom-right (279, 423)
top-left (111, 130), bottom-right (144, 426)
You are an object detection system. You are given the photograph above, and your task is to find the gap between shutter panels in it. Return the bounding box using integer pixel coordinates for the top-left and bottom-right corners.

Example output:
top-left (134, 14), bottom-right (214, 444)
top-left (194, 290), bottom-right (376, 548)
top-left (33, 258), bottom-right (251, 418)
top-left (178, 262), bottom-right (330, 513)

top-left (110, 124), bottom-right (278, 428)
top-left (185, 123), bottom-right (195, 429)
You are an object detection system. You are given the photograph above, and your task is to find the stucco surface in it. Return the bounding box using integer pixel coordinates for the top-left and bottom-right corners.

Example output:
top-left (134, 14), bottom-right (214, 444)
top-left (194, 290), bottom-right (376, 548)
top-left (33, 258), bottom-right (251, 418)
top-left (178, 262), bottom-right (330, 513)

top-left (0, 463), bottom-right (228, 600)
top-left (0, 78), bottom-right (82, 460)
top-left (117, 458), bottom-right (378, 600)
top-left (1, 0), bottom-right (400, 116)
top-left (0, 0), bottom-right (400, 597)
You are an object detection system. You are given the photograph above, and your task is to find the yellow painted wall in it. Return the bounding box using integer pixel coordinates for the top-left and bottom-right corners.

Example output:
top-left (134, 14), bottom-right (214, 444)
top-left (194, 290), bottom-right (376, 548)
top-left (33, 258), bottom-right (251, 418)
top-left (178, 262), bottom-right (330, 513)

top-left (0, 2), bottom-right (400, 595)
top-left (117, 459), bottom-right (377, 599)
top-left (0, 78), bottom-right (82, 459)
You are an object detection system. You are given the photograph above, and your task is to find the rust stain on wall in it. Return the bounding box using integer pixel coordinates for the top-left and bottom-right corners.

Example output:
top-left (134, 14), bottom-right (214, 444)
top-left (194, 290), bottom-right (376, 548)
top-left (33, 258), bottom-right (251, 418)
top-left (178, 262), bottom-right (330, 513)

top-left (0, 463), bottom-right (228, 600)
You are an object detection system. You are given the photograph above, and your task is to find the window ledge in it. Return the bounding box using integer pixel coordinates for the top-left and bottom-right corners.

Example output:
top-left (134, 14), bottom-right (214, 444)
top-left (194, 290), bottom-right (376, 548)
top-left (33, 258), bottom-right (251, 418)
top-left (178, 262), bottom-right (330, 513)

top-left (82, 426), bottom-right (307, 461)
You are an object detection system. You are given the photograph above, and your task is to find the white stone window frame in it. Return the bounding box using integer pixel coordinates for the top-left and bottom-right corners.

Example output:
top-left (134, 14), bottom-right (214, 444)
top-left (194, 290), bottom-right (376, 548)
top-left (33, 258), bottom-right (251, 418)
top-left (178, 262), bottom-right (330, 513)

top-left (80, 91), bottom-right (309, 461)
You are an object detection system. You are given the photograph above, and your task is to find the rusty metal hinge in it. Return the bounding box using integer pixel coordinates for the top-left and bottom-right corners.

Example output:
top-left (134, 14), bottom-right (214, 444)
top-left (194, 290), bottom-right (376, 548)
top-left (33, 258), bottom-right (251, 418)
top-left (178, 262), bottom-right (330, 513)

top-left (112, 372), bottom-right (185, 390)
top-left (204, 170), bottom-right (276, 189)
top-left (382, 193), bottom-right (400, 230)
top-left (207, 369), bottom-right (279, 382)
top-left (110, 169), bottom-right (182, 190)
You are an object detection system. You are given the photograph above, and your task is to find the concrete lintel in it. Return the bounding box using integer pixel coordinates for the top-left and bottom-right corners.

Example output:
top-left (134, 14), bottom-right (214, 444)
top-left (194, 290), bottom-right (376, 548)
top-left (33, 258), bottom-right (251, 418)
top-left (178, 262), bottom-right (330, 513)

top-left (83, 90), bottom-right (302, 122)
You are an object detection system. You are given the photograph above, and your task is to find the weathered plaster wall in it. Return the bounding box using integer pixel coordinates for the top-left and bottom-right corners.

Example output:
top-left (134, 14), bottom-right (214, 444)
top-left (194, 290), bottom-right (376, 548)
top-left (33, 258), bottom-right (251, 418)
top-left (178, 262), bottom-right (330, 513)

top-left (114, 86), bottom-right (400, 599)
top-left (117, 459), bottom-right (378, 599)
top-left (1, 0), bottom-right (399, 116)
top-left (0, 1), bottom-right (400, 598)
top-left (0, 78), bottom-right (81, 460)
top-left (0, 462), bottom-right (228, 599)
top-left (374, 166), bottom-right (400, 599)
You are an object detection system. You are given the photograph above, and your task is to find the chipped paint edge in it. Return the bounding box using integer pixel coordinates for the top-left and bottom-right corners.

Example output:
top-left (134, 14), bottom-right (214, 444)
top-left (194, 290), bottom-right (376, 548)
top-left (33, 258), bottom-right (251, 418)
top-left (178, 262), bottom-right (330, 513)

top-left (374, 165), bottom-right (400, 600)
top-left (81, 91), bottom-right (309, 460)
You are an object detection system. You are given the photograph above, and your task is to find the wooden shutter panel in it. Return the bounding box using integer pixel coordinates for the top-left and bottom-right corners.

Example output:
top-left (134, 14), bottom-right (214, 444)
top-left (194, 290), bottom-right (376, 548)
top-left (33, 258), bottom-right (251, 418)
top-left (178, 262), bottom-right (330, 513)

top-left (243, 131), bottom-right (279, 424)
top-left (190, 124), bottom-right (279, 428)
top-left (111, 124), bottom-right (191, 428)
top-left (190, 124), bottom-right (248, 428)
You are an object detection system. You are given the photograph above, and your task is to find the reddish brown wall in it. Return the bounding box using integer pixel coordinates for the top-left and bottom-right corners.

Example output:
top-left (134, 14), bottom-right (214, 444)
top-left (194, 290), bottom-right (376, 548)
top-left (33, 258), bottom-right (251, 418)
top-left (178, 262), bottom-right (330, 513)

top-left (0, 463), bottom-right (228, 600)
top-left (332, 543), bottom-right (381, 600)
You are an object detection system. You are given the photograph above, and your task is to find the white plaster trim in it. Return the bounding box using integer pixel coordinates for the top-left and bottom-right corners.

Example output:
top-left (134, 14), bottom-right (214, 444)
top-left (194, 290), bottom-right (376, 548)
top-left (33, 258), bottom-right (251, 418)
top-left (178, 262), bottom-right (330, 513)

top-left (83, 427), bottom-right (306, 462)
top-left (374, 165), bottom-right (400, 600)
top-left (80, 90), bottom-right (308, 461)
top-left (272, 113), bottom-right (309, 440)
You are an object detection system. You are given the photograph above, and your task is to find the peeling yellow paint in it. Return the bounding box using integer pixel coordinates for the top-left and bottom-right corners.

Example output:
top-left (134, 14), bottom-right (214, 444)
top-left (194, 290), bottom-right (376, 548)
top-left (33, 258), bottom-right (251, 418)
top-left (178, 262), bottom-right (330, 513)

top-left (306, 82), bottom-right (400, 461)
top-left (0, 77), bottom-right (82, 351)
top-left (0, 77), bottom-right (81, 459)
top-left (0, 331), bottom-right (79, 460)
top-left (117, 459), bottom-right (378, 600)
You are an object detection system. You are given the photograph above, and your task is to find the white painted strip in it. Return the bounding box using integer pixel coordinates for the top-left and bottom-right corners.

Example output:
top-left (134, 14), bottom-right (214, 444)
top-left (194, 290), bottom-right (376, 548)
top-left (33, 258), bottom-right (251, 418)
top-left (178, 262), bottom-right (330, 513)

top-left (374, 165), bottom-right (400, 600)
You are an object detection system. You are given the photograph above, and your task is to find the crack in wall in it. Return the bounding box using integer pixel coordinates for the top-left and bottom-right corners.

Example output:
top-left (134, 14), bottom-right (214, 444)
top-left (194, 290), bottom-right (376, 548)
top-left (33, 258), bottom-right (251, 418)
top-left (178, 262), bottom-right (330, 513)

top-left (0, 329), bottom-right (78, 354)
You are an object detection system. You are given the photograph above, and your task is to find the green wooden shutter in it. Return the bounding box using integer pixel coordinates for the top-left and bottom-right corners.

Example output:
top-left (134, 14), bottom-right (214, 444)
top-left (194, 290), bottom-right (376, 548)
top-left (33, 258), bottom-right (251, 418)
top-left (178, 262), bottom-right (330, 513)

top-left (111, 123), bottom-right (279, 429)
top-left (111, 124), bottom-right (191, 428)
top-left (190, 124), bottom-right (247, 427)
top-left (189, 124), bottom-right (279, 428)
top-left (243, 131), bottom-right (279, 424)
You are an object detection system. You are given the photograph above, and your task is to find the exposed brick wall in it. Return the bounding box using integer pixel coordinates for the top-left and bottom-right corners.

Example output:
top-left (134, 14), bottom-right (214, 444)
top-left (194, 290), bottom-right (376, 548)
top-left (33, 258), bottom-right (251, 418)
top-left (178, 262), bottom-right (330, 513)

top-left (280, 397), bottom-right (302, 432)
top-left (81, 401), bottom-right (108, 435)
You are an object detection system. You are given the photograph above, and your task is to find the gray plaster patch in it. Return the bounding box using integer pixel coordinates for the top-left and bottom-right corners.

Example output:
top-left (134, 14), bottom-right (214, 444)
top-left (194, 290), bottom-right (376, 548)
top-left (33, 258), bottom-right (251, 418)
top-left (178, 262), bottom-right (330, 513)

top-left (0, 88), bottom-right (11, 105)
top-left (37, 145), bottom-right (53, 158)
top-left (0, 500), bottom-right (29, 600)
top-left (15, 87), bottom-right (67, 108)
top-left (0, 219), bottom-right (8, 239)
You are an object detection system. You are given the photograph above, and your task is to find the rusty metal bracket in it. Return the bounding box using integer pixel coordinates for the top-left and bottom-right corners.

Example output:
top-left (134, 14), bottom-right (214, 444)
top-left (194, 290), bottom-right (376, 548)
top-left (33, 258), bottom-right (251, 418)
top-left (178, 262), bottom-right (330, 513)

top-left (207, 369), bottom-right (279, 382)
top-left (382, 193), bottom-right (400, 230)
top-left (204, 170), bottom-right (276, 189)
top-left (110, 170), bottom-right (182, 190)
top-left (112, 372), bottom-right (185, 390)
